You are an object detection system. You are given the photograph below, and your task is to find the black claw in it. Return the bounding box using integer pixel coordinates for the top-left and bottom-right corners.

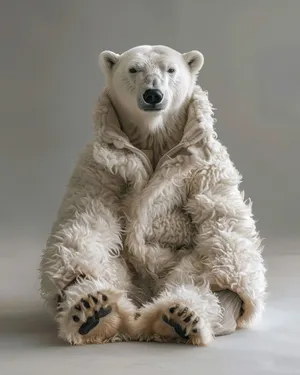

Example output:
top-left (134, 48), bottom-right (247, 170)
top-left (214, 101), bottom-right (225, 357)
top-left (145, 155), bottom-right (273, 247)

top-left (184, 315), bottom-right (192, 323)
top-left (72, 315), bottom-right (80, 322)
top-left (102, 294), bottom-right (108, 302)
top-left (193, 317), bottom-right (199, 325)
top-left (90, 295), bottom-right (98, 304)
top-left (178, 307), bottom-right (188, 317)
top-left (74, 305), bottom-right (81, 311)
top-left (81, 299), bottom-right (90, 309)
top-left (192, 328), bottom-right (198, 333)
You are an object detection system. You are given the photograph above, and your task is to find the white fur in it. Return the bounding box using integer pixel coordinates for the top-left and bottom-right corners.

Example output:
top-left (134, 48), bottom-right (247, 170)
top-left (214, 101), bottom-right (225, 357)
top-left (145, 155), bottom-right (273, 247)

top-left (39, 45), bottom-right (266, 345)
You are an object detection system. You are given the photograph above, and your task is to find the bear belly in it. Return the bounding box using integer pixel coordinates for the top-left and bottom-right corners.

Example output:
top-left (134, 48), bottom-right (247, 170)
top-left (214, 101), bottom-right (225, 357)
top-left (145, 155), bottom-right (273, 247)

top-left (146, 208), bottom-right (195, 249)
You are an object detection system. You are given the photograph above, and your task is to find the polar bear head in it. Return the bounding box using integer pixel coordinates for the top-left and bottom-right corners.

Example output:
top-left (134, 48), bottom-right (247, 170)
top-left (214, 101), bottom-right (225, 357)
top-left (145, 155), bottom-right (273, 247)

top-left (99, 45), bottom-right (204, 129)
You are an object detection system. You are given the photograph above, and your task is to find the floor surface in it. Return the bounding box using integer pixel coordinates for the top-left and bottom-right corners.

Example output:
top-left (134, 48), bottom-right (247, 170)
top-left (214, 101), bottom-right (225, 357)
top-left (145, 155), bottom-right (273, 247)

top-left (1, 239), bottom-right (299, 375)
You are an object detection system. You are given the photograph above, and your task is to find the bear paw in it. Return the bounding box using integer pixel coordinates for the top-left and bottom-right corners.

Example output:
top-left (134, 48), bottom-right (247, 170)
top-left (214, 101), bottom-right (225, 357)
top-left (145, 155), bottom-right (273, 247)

top-left (57, 289), bottom-right (136, 345)
top-left (135, 300), bottom-right (213, 346)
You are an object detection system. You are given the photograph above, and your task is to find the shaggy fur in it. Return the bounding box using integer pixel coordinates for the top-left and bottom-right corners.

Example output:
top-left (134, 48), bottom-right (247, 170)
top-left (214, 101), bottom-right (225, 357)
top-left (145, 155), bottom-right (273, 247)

top-left (39, 45), bottom-right (266, 346)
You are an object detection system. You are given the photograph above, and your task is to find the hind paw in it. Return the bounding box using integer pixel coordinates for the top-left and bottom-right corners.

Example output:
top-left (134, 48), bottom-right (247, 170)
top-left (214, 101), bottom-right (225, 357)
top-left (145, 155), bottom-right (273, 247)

top-left (162, 304), bottom-right (200, 340)
top-left (135, 300), bottom-right (213, 346)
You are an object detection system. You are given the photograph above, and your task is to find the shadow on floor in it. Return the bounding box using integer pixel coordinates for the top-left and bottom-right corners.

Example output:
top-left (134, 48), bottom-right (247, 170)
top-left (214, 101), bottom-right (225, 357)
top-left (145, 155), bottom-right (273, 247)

top-left (0, 307), bottom-right (65, 348)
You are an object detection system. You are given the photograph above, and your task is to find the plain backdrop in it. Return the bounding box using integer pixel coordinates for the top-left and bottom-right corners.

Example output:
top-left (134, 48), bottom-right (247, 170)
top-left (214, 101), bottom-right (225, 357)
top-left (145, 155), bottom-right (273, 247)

top-left (1, 0), bottom-right (300, 247)
top-left (0, 1), bottom-right (299, 374)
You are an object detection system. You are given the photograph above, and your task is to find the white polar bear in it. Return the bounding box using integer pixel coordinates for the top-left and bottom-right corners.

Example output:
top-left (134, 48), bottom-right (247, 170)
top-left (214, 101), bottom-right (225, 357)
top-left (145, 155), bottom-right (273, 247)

top-left (39, 45), bottom-right (266, 346)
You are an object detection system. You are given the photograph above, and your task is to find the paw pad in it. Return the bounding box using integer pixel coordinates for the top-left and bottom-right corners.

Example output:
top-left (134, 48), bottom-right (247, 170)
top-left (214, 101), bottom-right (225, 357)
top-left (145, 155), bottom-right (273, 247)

top-left (71, 291), bottom-right (113, 335)
top-left (81, 299), bottom-right (90, 309)
top-left (163, 304), bottom-right (200, 340)
top-left (169, 304), bottom-right (179, 313)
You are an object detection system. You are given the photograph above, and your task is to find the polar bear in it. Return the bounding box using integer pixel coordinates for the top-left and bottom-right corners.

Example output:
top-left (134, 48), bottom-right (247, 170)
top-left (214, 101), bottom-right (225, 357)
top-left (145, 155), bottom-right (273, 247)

top-left (39, 45), bottom-right (266, 346)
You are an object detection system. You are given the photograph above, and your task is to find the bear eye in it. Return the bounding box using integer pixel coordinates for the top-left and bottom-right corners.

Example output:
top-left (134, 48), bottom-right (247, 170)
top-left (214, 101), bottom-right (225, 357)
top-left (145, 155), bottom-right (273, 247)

top-left (129, 67), bottom-right (137, 73)
top-left (168, 68), bottom-right (175, 73)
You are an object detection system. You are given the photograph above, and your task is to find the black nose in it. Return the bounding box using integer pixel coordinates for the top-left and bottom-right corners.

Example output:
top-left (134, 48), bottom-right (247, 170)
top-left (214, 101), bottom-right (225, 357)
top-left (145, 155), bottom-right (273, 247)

top-left (143, 89), bottom-right (163, 105)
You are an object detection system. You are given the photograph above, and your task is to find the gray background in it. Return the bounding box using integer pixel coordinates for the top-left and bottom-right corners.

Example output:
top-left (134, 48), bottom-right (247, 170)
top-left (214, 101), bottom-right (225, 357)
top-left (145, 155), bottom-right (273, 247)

top-left (1, 0), bottom-right (300, 246)
top-left (0, 1), bottom-right (299, 374)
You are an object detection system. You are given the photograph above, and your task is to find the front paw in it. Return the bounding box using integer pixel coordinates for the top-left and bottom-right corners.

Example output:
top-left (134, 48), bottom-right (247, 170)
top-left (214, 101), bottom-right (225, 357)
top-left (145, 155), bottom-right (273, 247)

top-left (70, 292), bottom-right (112, 336)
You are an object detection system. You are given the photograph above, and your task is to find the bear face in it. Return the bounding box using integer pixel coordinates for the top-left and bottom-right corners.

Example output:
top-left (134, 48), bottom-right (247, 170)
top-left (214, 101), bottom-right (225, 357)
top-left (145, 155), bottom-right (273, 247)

top-left (99, 45), bottom-right (204, 123)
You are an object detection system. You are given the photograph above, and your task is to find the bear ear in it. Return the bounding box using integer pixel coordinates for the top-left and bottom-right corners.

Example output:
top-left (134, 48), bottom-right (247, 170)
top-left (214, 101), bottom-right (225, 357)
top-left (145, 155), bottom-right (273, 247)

top-left (182, 50), bottom-right (204, 74)
top-left (99, 50), bottom-right (120, 75)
